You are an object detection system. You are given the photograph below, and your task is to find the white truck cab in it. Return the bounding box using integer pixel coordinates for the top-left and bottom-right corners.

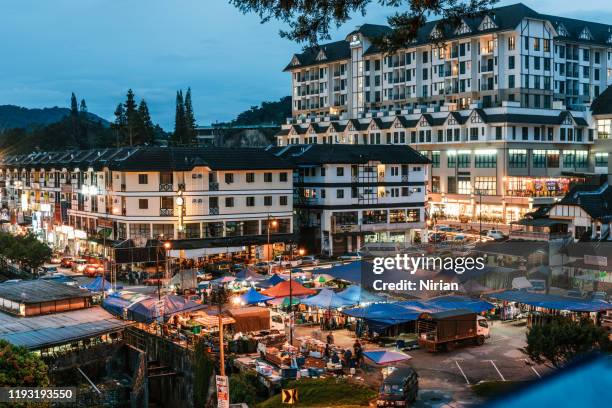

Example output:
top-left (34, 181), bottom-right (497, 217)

top-left (477, 316), bottom-right (490, 338)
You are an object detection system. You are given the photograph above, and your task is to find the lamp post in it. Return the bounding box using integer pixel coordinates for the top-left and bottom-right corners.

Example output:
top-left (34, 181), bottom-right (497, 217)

top-left (266, 215), bottom-right (277, 274)
top-left (474, 189), bottom-right (483, 241)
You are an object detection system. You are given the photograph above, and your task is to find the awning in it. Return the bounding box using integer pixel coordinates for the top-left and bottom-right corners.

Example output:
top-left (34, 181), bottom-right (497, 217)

top-left (337, 285), bottom-right (386, 304)
top-left (238, 288), bottom-right (274, 305)
top-left (488, 290), bottom-right (612, 312)
top-left (261, 279), bottom-right (316, 298)
top-left (301, 288), bottom-right (356, 309)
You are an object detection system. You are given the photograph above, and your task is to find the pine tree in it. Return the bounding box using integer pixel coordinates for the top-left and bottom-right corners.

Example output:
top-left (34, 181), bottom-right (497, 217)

top-left (70, 93), bottom-right (78, 117)
top-left (173, 90), bottom-right (186, 145)
top-left (112, 103), bottom-right (127, 147)
top-left (136, 100), bottom-right (155, 145)
top-left (124, 89), bottom-right (138, 146)
top-left (184, 87), bottom-right (197, 145)
top-left (79, 99), bottom-right (88, 114)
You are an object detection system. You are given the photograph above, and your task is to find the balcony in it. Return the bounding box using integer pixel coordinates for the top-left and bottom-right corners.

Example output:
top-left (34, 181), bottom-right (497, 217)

top-left (509, 230), bottom-right (572, 241)
top-left (209, 182), bottom-right (219, 191)
top-left (160, 208), bottom-right (174, 216)
top-left (159, 183), bottom-right (173, 192)
top-left (209, 207), bottom-right (219, 215)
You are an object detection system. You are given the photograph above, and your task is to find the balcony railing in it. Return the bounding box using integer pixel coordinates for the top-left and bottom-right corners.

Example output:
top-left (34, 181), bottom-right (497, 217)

top-left (209, 207), bottom-right (219, 215)
top-left (209, 182), bottom-right (219, 191)
top-left (160, 208), bottom-right (174, 216)
top-left (159, 183), bottom-right (173, 192)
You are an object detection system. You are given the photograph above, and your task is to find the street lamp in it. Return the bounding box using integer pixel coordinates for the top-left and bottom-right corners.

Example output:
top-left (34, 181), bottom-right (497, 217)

top-left (266, 216), bottom-right (278, 273)
top-left (474, 189), bottom-right (484, 241)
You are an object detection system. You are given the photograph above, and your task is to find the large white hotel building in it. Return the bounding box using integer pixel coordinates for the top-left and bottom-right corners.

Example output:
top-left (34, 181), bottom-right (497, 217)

top-left (276, 2), bottom-right (612, 226)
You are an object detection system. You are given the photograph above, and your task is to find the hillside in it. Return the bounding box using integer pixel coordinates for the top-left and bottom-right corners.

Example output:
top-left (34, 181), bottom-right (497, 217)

top-left (0, 105), bottom-right (108, 131)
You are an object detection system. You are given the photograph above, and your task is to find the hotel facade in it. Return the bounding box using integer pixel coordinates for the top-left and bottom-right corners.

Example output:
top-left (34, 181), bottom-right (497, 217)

top-left (278, 2), bottom-right (612, 225)
top-left (0, 147), bottom-right (295, 260)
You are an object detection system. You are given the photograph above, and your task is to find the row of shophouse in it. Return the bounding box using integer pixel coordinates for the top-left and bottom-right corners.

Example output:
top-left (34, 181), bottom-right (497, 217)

top-left (0, 145), bottom-right (429, 258)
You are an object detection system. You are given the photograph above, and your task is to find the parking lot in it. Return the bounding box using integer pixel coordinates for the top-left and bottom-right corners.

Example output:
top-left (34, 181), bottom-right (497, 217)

top-left (399, 320), bottom-right (553, 406)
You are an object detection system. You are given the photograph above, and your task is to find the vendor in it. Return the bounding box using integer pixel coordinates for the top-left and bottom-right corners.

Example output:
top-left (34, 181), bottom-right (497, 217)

top-left (326, 332), bottom-right (334, 345)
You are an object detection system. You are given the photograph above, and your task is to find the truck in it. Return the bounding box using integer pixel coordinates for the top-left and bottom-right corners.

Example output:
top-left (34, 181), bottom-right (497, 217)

top-left (417, 309), bottom-right (490, 352)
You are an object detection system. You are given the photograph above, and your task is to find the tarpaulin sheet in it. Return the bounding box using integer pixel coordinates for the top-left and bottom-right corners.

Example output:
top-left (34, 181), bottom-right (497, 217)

top-left (261, 280), bottom-right (316, 298)
top-left (301, 288), bottom-right (356, 309)
top-left (238, 288), bottom-right (274, 305)
top-left (488, 290), bottom-right (612, 312)
top-left (228, 307), bottom-right (270, 332)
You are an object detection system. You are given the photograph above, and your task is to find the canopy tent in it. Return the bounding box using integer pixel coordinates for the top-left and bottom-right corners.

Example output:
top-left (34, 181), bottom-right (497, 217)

top-left (316, 261), bottom-right (364, 284)
top-left (267, 296), bottom-right (303, 307)
top-left (301, 288), bottom-right (356, 309)
top-left (343, 295), bottom-right (494, 330)
top-left (127, 294), bottom-right (205, 323)
top-left (235, 269), bottom-right (266, 281)
top-left (228, 307), bottom-right (270, 332)
top-left (83, 276), bottom-right (123, 292)
top-left (313, 273), bottom-right (335, 283)
top-left (210, 276), bottom-right (236, 285)
top-left (192, 312), bottom-right (236, 327)
top-left (238, 288), bottom-right (274, 305)
top-left (257, 274), bottom-right (286, 289)
top-left (512, 277), bottom-right (533, 290)
top-left (102, 291), bottom-right (150, 317)
top-left (364, 350), bottom-right (412, 365)
top-left (337, 285), bottom-right (385, 304)
top-left (488, 290), bottom-right (612, 312)
top-left (261, 279), bottom-right (316, 298)
top-left (170, 270), bottom-right (198, 290)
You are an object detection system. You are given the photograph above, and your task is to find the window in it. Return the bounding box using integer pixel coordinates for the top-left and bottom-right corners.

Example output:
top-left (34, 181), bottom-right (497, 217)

top-left (547, 150), bottom-right (560, 168)
top-left (597, 119), bottom-right (611, 139)
top-left (495, 127), bottom-right (502, 140)
top-left (475, 151), bottom-right (497, 168)
top-left (522, 127), bottom-right (529, 140)
top-left (595, 153), bottom-right (609, 167)
top-left (280, 196), bottom-right (288, 206)
top-left (509, 149), bottom-right (527, 168)
top-left (457, 151), bottom-right (471, 168)
top-left (406, 209), bottom-right (420, 222)
top-left (474, 177), bottom-right (496, 195)
top-left (533, 150), bottom-right (547, 168)
top-left (447, 151), bottom-right (457, 167)
top-left (264, 196), bottom-right (272, 206)
top-left (280, 172), bottom-right (288, 182)
top-left (225, 197), bottom-right (234, 207)
top-left (246, 196), bottom-right (255, 206)
top-left (138, 174), bottom-right (148, 184)
top-left (534, 38), bottom-right (540, 51)
top-left (575, 151), bottom-right (588, 168)
top-left (336, 189), bottom-right (344, 199)
top-left (336, 167), bottom-right (344, 177)
top-left (431, 151), bottom-right (440, 168)
top-left (457, 176), bottom-right (471, 195)
top-left (508, 55), bottom-right (515, 69)
top-left (225, 173), bottom-right (234, 184)
top-left (138, 199), bottom-right (148, 209)
top-left (448, 176), bottom-right (457, 193)
top-left (264, 172), bottom-right (272, 182)
top-left (562, 150), bottom-right (575, 167)
top-left (508, 36), bottom-right (515, 50)
top-left (363, 210), bottom-right (387, 224)
top-left (246, 173), bottom-right (255, 183)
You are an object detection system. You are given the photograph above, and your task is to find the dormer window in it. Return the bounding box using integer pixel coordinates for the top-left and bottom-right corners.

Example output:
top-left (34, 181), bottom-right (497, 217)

top-left (290, 55), bottom-right (300, 66)
top-left (316, 49), bottom-right (327, 61)
top-left (479, 15), bottom-right (497, 31)
top-left (557, 23), bottom-right (569, 37)
top-left (607, 32), bottom-right (612, 44)
top-left (455, 21), bottom-right (472, 35)
top-left (419, 117), bottom-right (430, 127)
top-left (579, 27), bottom-right (592, 41)
top-left (430, 26), bottom-right (443, 39)
top-left (448, 117), bottom-right (457, 126)
top-left (471, 113), bottom-right (483, 123)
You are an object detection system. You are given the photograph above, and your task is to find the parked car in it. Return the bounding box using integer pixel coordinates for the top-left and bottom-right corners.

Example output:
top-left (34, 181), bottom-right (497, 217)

top-left (84, 263), bottom-right (105, 276)
top-left (254, 261), bottom-right (273, 272)
top-left (60, 257), bottom-right (74, 268)
top-left (71, 259), bottom-right (88, 273)
top-left (591, 291), bottom-right (609, 301)
top-left (39, 265), bottom-right (58, 275)
top-left (299, 255), bottom-right (319, 266)
top-left (272, 255), bottom-right (302, 268)
top-left (376, 367), bottom-right (419, 407)
top-left (49, 254), bottom-right (62, 264)
top-left (566, 289), bottom-right (584, 298)
top-left (338, 252), bottom-right (362, 261)
top-left (486, 230), bottom-right (506, 240)
top-left (403, 339), bottom-right (420, 351)
top-left (427, 232), bottom-right (446, 243)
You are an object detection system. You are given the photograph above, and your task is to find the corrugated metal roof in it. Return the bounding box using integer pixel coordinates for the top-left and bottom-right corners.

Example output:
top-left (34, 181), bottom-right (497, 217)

top-left (0, 306), bottom-right (133, 349)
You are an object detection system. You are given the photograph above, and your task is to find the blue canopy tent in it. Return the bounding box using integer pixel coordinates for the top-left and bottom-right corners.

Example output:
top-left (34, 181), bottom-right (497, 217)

top-left (488, 290), bottom-right (612, 312)
top-left (238, 288), bottom-right (274, 305)
top-left (317, 261), bottom-right (366, 284)
top-left (257, 274), bottom-right (286, 289)
top-left (128, 294), bottom-right (206, 323)
top-left (400, 295), bottom-right (494, 314)
top-left (83, 276), bottom-right (123, 292)
top-left (102, 295), bottom-right (133, 317)
top-left (301, 288), bottom-right (356, 309)
top-left (235, 269), bottom-right (266, 281)
top-left (337, 285), bottom-right (385, 304)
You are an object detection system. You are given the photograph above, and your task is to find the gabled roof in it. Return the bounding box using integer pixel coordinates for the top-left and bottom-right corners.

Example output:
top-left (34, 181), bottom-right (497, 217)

top-left (284, 40), bottom-right (351, 71)
top-left (270, 144), bottom-right (430, 166)
top-left (347, 119), bottom-right (369, 132)
top-left (558, 184), bottom-right (612, 221)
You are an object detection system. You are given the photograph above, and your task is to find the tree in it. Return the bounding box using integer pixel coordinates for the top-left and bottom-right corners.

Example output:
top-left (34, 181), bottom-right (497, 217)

top-left (124, 89), bottom-right (138, 146)
top-left (184, 87), bottom-right (197, 145)
top-left (172, 90), bottom-right (186, 145)
top-left (136, 100), bottom-right (155, 145)
top-left (79, 99), bottom-right (88, 115)
top-left (0, 340), bottom-right (49, 387)
top-left (70, 92), bottom-right (79, 117)
top-left (230, 0), bottom-right (498, 52)
top-left (525, 315), bottom-right (611, 368)
top-left (112, 103), bottom-right (127, 147)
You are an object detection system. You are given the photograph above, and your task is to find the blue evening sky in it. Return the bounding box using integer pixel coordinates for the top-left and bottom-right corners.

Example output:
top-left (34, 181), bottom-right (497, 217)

top-left (0, 0), bottom-right (610, 129)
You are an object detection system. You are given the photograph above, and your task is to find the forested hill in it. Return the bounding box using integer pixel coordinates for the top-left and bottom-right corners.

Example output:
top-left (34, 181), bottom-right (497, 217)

top-left (0, 105), bottom-right (108, 131)
top-left (231, 96), bottom-right (291, 126)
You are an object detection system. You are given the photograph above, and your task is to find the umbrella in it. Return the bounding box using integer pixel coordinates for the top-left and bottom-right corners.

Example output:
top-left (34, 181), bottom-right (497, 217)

top-left (364, 350), bottom-right (412, 365)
